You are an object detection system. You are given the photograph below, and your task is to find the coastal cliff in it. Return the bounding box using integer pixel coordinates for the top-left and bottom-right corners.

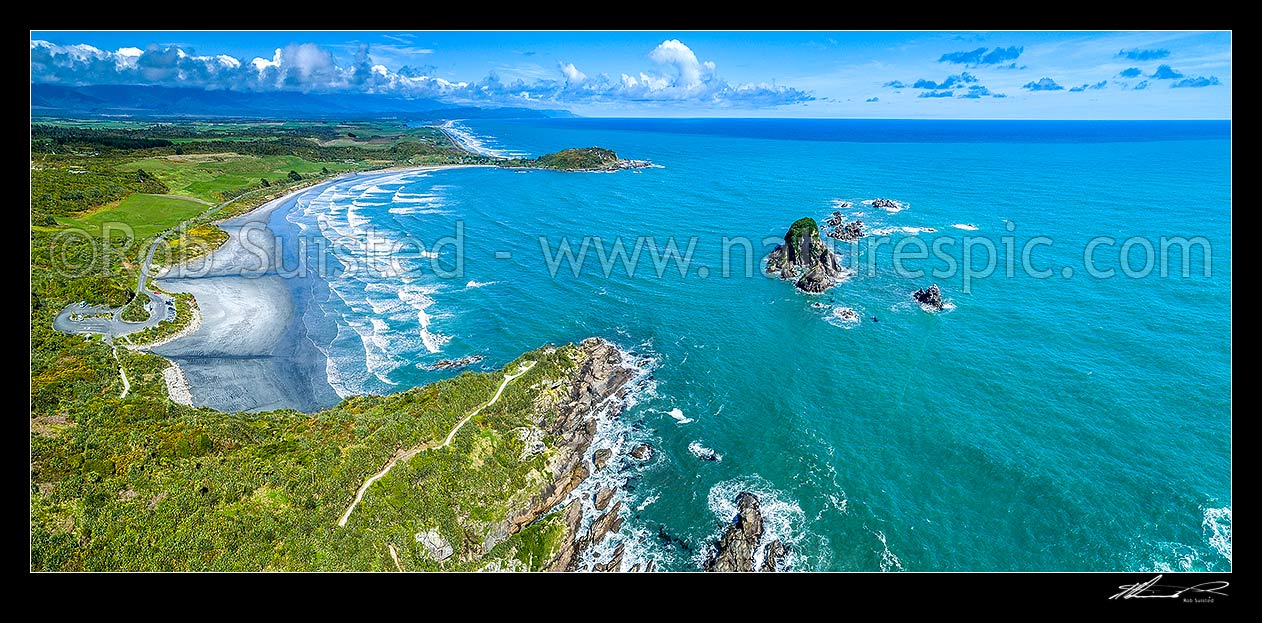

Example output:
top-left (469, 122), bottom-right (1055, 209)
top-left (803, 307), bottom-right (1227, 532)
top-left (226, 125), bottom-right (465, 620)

top-left (766, 217), bottom-right (849, 293)
top-left (486, 338), bottom-right (636, 570)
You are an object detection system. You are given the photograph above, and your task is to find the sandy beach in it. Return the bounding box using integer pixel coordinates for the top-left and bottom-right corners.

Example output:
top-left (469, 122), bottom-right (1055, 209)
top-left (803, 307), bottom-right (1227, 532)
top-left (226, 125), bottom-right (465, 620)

top-left (151, 182), bottom-right (337, 412)
top-left (151, 166), bottom-right (466, 413)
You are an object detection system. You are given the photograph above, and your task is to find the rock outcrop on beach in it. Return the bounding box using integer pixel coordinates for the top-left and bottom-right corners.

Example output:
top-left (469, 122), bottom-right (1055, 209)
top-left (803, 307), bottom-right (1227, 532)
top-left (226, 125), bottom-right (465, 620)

top-left (912, 284), bottom-right (944, 311)
top-left (766, 217), bottom-right (849, 293)
top-left (704, 491), bottom-right (787, 572)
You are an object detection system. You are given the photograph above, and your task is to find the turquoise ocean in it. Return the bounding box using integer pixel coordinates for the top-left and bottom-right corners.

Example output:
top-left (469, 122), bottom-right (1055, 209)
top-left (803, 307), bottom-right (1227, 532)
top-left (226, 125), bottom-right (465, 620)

top-left (272, 119), bottom-right (1231, 571)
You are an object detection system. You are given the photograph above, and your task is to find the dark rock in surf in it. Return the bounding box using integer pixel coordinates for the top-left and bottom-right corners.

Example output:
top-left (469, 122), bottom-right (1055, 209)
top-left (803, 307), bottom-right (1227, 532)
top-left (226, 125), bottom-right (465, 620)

top-left (705, 491), bottom-right (774, 572)
top-left (630, 443), bottom-right (653, 460)
top-left (912, 284), bottom-right (944, 311)
top-left (592, 448), bottom-right (612, 471)
top-left (760, 540), bottom-right (788, 572)
top-left (594, 487), bottom-right (616, 511)
top-left (827, 218), bottom-right (864, 242)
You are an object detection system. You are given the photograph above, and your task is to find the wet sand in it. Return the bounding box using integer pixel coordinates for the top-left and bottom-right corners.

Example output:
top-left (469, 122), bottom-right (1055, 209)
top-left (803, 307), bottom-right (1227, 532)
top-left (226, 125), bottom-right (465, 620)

top-left (152, 184), bottom-right (340, 412)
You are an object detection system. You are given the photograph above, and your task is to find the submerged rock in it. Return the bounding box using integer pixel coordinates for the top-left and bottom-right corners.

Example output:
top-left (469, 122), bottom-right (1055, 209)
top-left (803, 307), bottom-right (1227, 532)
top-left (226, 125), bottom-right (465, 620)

top-left (833, 307), bottom-right (860, 323)
top-left (688, 441), bottom-right (722, 462)
top-left (912, 284), bottom-right (944, 311)
top-left (423, 355), bottom-right (484, 370)
top-left (765, 217), bottom-right (850, 293)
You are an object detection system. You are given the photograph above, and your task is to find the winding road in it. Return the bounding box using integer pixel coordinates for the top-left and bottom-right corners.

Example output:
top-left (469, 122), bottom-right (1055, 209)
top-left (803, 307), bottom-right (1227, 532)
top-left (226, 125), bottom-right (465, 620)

top-left (52, 185), bottom-right (269, 339)
top-left (337, 360), bottom-right (536, 528)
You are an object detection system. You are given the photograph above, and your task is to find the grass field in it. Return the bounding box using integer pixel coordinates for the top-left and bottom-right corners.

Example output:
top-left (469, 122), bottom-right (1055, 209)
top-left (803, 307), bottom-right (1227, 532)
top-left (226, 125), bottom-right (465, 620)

top-left (58, 193), bottom-right (208, 240)
top-left (117, 154), bottom-right (359, 202)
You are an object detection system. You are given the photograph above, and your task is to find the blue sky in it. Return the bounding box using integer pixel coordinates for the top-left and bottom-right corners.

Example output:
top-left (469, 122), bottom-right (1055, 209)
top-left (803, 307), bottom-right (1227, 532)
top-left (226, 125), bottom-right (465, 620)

top-left (30, 31), bottom-right (1231, 119)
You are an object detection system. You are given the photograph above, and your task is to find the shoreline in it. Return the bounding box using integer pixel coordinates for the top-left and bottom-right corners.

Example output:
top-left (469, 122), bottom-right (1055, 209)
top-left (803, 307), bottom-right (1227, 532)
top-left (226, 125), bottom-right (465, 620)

top-left (436, 120), bottom-right (511, 159)
top-left (151, 164), bottom-right (473, 413)
top-left (125, 299), bottom-right (202, 351)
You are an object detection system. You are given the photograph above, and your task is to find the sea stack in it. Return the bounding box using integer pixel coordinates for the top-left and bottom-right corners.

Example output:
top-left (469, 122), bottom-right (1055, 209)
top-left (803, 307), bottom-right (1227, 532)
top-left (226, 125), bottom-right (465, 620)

top-left (912, 284), bottom-right (944, 311)
top-left (704, 491), bottom-right (787, 572)
top-left (766, 217), bottom-right (849, 293)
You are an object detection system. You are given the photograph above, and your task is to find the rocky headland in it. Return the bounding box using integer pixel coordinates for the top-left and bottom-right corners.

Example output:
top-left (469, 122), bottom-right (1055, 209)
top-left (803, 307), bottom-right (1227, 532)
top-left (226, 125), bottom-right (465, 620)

top-left (486, 337), bottom-right (641, 571)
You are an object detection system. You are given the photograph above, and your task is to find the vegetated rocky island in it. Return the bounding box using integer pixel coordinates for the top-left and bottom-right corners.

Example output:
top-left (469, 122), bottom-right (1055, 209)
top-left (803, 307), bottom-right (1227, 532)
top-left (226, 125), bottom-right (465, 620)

top-left (766, 217), bottom-right (851, 293)
top-left (503, 147), bottom-right (652, 172)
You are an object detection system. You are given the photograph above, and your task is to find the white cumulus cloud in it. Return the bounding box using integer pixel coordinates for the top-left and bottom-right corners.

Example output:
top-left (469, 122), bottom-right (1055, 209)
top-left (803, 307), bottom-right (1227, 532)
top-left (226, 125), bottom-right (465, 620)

top-left (560, 62), bottom-right (586, 84)
top-left (30, 37), bottom-right (812, 109)
top-left (648, 39), bottom-right (708, 88)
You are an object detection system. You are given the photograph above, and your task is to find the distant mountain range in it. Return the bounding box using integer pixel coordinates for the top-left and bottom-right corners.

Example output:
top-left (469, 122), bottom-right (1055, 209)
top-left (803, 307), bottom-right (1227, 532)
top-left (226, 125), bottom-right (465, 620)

top-left (30, 84), bottom-right (573, 120)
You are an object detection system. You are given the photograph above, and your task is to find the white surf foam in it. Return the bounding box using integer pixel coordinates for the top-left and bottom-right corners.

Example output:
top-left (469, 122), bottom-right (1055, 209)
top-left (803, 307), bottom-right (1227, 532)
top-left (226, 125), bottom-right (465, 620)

top-left (1145, 542), bottom-right (1203, 572)
top-left (420, 327), bottom-right (451, 353)
top-left (390, 195), bottom-right (444, 205)
top-left (916, 299), bottom-right (957, 314)
top-left (397, 284), bottom-right (449, 353)
top-left (688, 441), bottom-right (722, 462)
top-left (668, 407), bottom-right (693, 424)
top-left (873, 529), bottom-right (904, 572)
top-left (702, 476), bottom-right (816, 571)
top-left (636, 494), bottom-right (660, 511)
top-left (1202, 506), bottom-right (1231, 563)
top-left (439, 120), bottom-right (525, 158)
top-left (825, 306), bottom-right (862, 329)
top-left (564, 340), bottom-right (666, 573)
top-left (951, 223), bottom-right (979, 231)
top-left (465, 280), bottom-right (496, 289)
top-left (870, 226), bottom-right (936, 235)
